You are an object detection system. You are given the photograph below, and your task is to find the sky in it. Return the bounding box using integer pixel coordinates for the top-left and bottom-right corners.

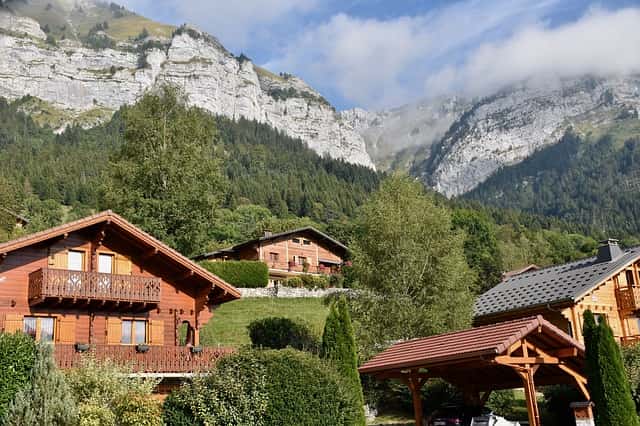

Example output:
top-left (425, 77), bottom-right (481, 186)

top-left (117, 0), bottom-right (640, 111)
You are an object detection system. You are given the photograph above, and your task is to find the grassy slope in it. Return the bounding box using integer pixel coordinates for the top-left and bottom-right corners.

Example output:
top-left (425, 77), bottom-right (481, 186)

top-left (200, 297), bottom-right (329, 348)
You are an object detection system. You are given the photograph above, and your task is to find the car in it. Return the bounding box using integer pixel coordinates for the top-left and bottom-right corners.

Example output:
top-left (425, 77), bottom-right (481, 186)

top-left (471, 413), bottom-right (521, 426)
top-left (428, 405), bottom-right (487, 426)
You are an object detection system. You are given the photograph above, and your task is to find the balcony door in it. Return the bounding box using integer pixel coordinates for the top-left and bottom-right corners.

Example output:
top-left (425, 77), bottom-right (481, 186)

top-left (67, 250), bottom-right (85, 293)
top-left (97, 253), bottom-right (114, 293)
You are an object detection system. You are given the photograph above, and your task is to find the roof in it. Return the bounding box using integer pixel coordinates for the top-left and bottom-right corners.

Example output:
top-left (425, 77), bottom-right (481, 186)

top-left (359, 316), bottom-right (584, 375)
top-left (502, 264), bottom-right (539, 279)
top-left (0, 210), bottom-right (240, 302)
top-left (474, 245), bottom-right (640, 319)
top-left (195, 226), bottom-right (348, 260)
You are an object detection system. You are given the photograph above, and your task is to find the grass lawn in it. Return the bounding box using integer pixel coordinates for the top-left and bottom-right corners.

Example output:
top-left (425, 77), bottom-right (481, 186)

top-left (200, 297), bottom-right (330, 347)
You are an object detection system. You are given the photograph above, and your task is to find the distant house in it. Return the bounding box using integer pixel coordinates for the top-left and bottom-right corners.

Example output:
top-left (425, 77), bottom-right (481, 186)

top-left (0, 211), bottom-right (239, 385)
top-left (0, 207), bottom-right (29, 228)
top-left (475, 239), bottom-right (640, 346)
top-left (196, 227), bottom-right (348, 286)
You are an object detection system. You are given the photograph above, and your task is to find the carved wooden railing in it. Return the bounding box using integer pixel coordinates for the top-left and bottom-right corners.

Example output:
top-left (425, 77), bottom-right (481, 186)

top-left (616, 286), bottom-right (640, 311)
top-left (28, 268), bottom-right (161, 304)
top-left (621, 335), bottom-right (640, 347)
top-left (54, 344), bottom-right (233, 373)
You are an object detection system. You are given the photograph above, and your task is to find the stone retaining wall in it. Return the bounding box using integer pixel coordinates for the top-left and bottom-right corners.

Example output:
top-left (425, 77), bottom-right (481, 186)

top-left (238, 287), bottom-right (350, 298)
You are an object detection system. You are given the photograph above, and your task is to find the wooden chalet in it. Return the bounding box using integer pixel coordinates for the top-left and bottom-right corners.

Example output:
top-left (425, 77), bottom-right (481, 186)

top-left (1, 207), bottom-right (29, 228)
top-left (475, 239), bottom-right (640, 346)
top-left (196, 227), bottom-right (347, 286)
top-left (0, 211), bottom-right (240, 378)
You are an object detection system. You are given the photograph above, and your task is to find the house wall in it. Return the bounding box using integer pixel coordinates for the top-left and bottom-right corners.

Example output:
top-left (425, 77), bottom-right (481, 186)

top-left (0, 229), bottom-right (210, 347)
top-left (258, 234), bottom-right (343, 269)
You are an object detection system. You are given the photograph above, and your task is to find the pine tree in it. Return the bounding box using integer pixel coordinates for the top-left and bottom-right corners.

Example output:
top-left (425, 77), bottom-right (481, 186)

top-left (3, 343), bottom-right (78, 426)
top-left (583, 310), bottom-right (640, 426)
top-left (321, 296), bottom-right (366, 426)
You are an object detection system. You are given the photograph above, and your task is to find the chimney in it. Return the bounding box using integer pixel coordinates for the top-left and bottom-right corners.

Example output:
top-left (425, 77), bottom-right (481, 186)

top-left (596, 239), bottom-right (623, 263)
top-left (263, 230), bottom-right (273, 238)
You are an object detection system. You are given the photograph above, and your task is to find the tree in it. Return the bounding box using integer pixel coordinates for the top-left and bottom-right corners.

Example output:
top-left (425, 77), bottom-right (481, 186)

top-left (105, 85), bottom-right (226, 256)
top-left (452, 208), bottom-right (504, 293)
top-left (583, 310), bottom-right (640, 426)
top-left (348, 174), bottom-right (476, 358)
top-left (3, 344), bottom-right (78, 426)
top-left (321, 296), bottom-right (366, 425)
top-left (0, 332), bottom-right (36, 419)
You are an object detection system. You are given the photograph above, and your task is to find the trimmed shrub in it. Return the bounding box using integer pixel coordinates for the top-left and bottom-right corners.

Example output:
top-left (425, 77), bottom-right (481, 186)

top-left (3, 343), bottom-right (78, 426)
top-left (623, 342), bottom-right (640, 411)
top-left (163, 351), bottom-right (268, 426)
top-left (321, 297), bottom-right (366, 425)
top-left (201, 260), bottom-right (268, 288)
top-left (282, 274), bottom-right (330, 289)
top-left (248, 317), bottom-right (319, 353)
top-left (164, 349), bottom-right (360, 426)
top-left (584, 310), bottom-right (640, 426)
top-left (0, 332), bottom-right (37, 419)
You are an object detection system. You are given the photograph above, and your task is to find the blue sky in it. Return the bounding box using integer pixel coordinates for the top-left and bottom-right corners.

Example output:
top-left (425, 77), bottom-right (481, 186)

top-left (119, 0), bottom-right (640, 110)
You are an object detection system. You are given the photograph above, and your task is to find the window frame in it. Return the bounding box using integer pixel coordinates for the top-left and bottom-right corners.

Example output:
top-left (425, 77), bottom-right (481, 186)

top-left (23, 316), bottom-right (55, 343)
top-left (120, 318), bottom-right (148, 345)
top-left (292, 238), bottom-right (301, 244)
top-left (302, 239), bottom-right (311, 246)
top-left (269, 252), bottom-right (279, 262)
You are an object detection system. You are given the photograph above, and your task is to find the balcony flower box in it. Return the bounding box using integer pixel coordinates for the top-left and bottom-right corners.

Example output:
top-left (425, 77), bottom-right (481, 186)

top-left (75, 343), bottom-right (90, 353)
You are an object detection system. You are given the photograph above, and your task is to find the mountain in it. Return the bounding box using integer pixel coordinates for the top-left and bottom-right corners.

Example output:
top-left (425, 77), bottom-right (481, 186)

top-left (350, 76), bottom-right (640, 196)
top-left (0, 0), bottom-right (373, 168)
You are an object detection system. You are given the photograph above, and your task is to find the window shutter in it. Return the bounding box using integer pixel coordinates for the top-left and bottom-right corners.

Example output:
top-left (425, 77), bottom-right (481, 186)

top-left (149, 320), bottom-right (164, 346)
top-left (56, 316), bottom-right (76, 344)
top-left (115, 254), bottom-right (131, 275)
top-left (2, 314), bottom-right (23, 333)
top-left (106, 317), bottom-right (122, 344)
top-left (48, 247), bottom-right (67, 269)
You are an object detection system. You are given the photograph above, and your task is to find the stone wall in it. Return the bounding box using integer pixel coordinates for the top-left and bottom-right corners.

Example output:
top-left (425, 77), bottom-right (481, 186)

top-left (238, 287), bottom-right (350, 298)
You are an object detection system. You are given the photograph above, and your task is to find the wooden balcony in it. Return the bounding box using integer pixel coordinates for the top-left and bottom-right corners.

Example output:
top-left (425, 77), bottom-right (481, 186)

top-left (616, 286), bottom-right (640, 311)
top-left (54, 344), bottom-right (233, 373)
top-left (621, 335), bottom-right (640, 347)
top-left (28, 268), bottom-right (161, 308)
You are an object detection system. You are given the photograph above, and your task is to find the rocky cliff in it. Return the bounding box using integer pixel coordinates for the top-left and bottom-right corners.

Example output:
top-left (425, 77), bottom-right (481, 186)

top-left (0, 8), bottom-right (373, 168)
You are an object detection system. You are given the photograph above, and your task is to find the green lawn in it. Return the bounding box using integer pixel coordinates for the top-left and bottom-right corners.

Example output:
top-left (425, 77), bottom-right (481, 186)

top-left (200, 297), bottom-right (330, 347)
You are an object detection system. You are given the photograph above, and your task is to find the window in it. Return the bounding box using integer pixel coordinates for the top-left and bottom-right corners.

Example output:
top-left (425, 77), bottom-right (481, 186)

top-left (593, 313), bottom-right (608, 325)
top-left (67, 250), bottom-right (85, 271)
top-left (303, 239), bottom-right (311, 245)
top-left (627, 270), bottom-right (636, 287)
top-left (121, 319), bottom-right (147, 344)
top-left (23, 316), bottom-right (54, 343)
top-left (98, 253), bottom-right (114, 274)
top-left (292, 238), bottom-right (301, 244)
top-left (297, 256), bottom-right (308, 266)
top-left (269, 252), bottom-right (279, 262)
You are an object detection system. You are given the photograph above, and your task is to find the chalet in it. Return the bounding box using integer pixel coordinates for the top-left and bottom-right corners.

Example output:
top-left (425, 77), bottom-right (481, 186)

top-left (475, 239), bottom-right (640, 346)
top-left (1, 207), bottom-right (29, 228)
top-left (0, 210), bottom-right (240, 379)
top-left (196, 227), bottom-right (348, 286)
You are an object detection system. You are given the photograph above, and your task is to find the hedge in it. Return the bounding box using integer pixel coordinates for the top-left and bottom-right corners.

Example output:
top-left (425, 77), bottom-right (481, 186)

top-left (201, 260), bottom-right (268, 288)
top-left (0, 332), bottom-right (37, 419)
top-left (248, 317), bottom-right (319, 353)
top-left (282, 274), bottom-right (330, 290)
top-left (164, 349), bottom-right (360, 426)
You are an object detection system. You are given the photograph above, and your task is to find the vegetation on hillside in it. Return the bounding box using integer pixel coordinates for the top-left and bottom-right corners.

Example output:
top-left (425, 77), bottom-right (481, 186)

top-left (467, 125), bottom-right (640, 237)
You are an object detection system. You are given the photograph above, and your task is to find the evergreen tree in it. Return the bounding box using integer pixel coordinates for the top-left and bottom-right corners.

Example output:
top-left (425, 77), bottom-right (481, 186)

top-left (583, 310), bottom-right (640, 426)
top-left (3, 344), bottom-right (78, 426)
top-left (321, 296), bottom-right (366, 425)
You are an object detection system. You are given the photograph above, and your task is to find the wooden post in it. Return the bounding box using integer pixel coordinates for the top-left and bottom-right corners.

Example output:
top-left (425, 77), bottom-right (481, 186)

top-left (406, 374), bottom-right (426, 426)
top-left (521, 367), bottom-right (541, 426)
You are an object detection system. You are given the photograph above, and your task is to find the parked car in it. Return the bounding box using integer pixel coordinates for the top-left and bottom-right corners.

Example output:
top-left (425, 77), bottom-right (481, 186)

top-left (428, 406), bottom-right (520, 426)
top-left (471, 413), bottom-right (521, 426)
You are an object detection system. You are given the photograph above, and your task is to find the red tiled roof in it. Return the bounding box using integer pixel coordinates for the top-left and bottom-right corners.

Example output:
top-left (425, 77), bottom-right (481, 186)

top-left (0, 210), bottom-right (240, 301)
top-left (359, 315), bottom-right (584, 374)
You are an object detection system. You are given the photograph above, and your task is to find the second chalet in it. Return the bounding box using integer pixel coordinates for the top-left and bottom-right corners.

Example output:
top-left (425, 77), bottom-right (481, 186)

top-left (0, 211), bottom-right (240, 382)
top-left (475, 239), bottom-right (640, 346)
top-left (196, 227), bottom-right (348, 286)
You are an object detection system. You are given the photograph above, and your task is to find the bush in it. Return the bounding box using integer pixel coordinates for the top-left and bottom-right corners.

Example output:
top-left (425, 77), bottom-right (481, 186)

top-left (164, 349), bottom-right (360, 426)
top-left (3, 343), bottom-right (78, 426)
top-left (248, 317), bottom-right (319, 353)
top-left (540, 385), bottom-right (582, 426)
top-left (282, 274), bottom-right (330, 289)
top-left (0, 332), bottom-right (37, 419)
top-left (163, 351), bottom-right (268, 426)
top-left (201, 260), bottom-right (268, 288)
top-left (64, 355), bottom-right (161, 426)
top-left (623, 342), bottom-right (640, 411)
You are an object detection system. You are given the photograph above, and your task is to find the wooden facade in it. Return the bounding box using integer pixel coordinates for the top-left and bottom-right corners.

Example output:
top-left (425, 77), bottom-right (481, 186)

top-left (199, 228), bottom-right (347, 286)
top-left (0, 211), bottom-right (240, 374)
top-left (475, 241), bottom-right (640, 346)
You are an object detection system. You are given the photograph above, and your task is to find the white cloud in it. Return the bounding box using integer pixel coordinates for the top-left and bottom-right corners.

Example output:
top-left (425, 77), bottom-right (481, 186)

top-left (265, 0), bottom-right (562, 109)
top-left (426, 7), bottom-right (640, 97)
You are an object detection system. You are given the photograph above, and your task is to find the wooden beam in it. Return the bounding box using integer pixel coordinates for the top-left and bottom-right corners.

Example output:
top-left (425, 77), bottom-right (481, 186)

top-left (494, 355), bottom-right (559, 365)
top-left (480, 390), bottom-right (492, 406)
top-left (404, 372), bottom-right (426, 426)
top-left (518, 367), bottom-right (541, 426)
top-left (549, 347), bottom-right (579, 358)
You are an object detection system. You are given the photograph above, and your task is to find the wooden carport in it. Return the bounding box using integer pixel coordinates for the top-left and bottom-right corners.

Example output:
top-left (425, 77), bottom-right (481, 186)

top-left (359, 316), bottom-right (588, 426)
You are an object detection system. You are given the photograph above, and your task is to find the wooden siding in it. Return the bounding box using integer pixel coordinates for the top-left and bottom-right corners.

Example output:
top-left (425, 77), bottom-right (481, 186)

top-left (0, 228), bottom-right (217, 352)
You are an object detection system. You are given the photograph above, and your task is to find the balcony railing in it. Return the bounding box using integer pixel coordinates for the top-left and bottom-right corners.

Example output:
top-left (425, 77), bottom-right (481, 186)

top-left (616, 286), bottom-right (640, 311)
top-left (621, 335), bottom-right (640, 347)
top-left (267, 262), bottom-right (340, 275)
top-left (54, 344), bottom-right (233, 373)
top-left (28, 268), bottom-right (161, 305)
